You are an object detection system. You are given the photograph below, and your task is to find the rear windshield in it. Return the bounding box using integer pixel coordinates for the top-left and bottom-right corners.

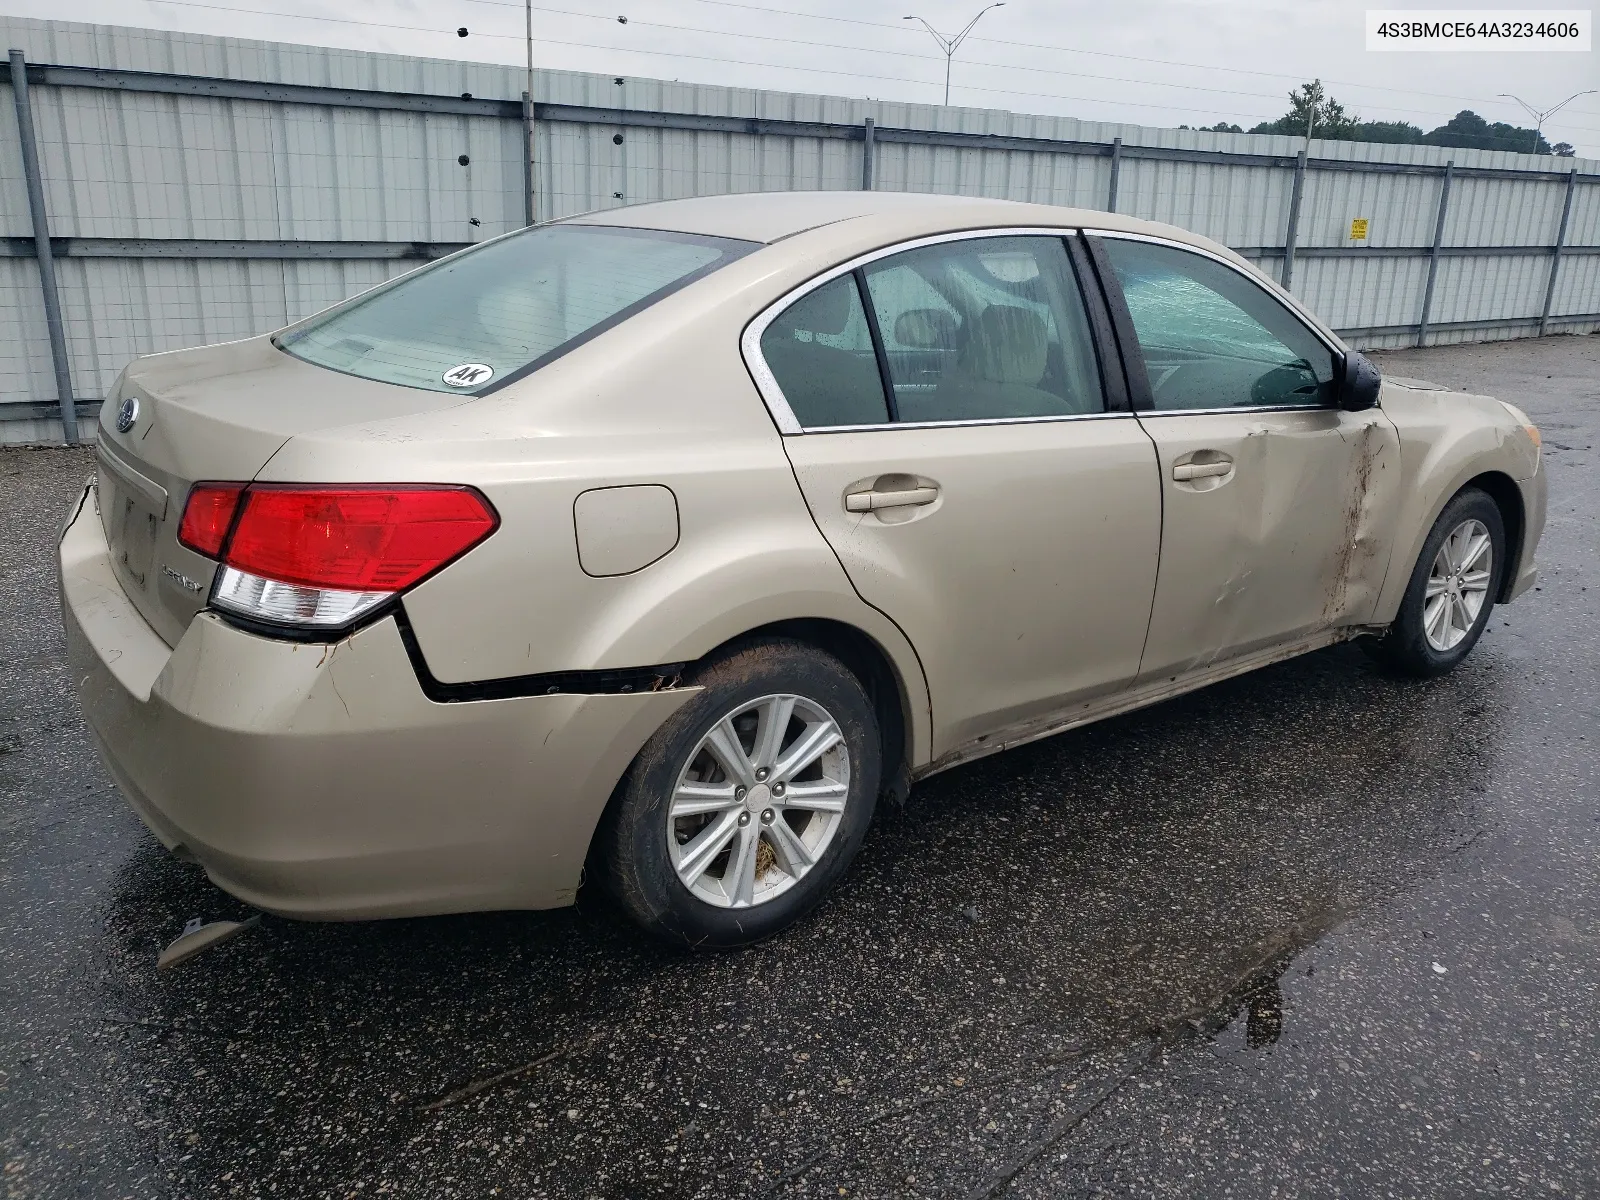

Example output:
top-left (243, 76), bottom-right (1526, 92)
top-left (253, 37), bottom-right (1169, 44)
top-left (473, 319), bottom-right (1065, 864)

top-left (276, 224), bottom-right (756, 394)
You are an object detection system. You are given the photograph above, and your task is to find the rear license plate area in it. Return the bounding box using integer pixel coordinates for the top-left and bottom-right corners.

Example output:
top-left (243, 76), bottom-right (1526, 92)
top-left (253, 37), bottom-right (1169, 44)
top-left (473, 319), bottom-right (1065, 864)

top-left (99, 464), bottom-right (160, 595)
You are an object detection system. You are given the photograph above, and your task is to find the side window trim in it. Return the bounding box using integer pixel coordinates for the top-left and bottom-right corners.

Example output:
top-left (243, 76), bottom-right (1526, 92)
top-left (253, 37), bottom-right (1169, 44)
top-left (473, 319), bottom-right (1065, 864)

top-left (741, 225), bottom-right (1133, 435)
top-left (1084, 228), bottom-right (1342, 417)
top-left (854, 267), bottom-right (901, 423)
top-left (1064, 233), bottom-right (1132, 414)
top-left (1083, 235), bottom-right (1156, 413)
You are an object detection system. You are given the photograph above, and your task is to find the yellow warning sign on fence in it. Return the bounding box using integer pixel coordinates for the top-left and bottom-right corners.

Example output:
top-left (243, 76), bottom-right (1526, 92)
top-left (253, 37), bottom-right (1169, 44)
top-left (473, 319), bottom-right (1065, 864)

top-left (1350, 217), bottom-right (1370, 241)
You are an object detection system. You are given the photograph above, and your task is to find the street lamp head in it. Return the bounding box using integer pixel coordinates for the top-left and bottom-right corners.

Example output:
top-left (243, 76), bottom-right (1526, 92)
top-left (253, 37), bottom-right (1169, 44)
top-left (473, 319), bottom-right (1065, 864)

top-left (907, 4), bottom-right (1006, 103)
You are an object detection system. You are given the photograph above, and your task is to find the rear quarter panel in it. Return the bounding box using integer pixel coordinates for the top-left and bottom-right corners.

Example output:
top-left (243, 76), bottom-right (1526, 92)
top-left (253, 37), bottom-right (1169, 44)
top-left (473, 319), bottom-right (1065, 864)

top-left (255, 254), bottom-right (935, 767)
top-left (1370, 383), bottom-right (1542, 624)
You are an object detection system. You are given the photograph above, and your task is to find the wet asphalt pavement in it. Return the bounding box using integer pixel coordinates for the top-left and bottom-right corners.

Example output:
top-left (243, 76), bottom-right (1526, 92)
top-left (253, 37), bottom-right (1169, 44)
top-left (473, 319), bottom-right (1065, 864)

top-left (2, 335), bottom-right (1598, 1199)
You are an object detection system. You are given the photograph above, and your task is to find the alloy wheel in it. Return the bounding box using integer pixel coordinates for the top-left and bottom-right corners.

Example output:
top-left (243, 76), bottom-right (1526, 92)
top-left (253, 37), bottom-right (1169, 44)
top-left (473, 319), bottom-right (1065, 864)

top-left (666, 694), bottom-right (851, 909)
top-left (1424, 518), bottom-right (1494, 652)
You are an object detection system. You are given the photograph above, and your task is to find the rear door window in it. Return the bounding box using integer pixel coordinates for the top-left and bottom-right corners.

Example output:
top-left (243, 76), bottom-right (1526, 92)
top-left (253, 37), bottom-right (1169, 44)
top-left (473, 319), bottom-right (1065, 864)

top-left (758, 275), bottom-right (890, 428)
top-left (277, 225), bottom-right (755, 395)
top-left (860, 236), bottom-right (1105, 423)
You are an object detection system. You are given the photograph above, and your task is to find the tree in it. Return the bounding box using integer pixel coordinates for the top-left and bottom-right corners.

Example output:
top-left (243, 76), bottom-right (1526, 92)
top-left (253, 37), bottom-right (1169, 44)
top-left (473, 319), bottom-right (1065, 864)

top-left (1553, 142), bottom-right (1576, 157)
top-left (1348, 120), bottom-right (1426, 144)
top-left (1423, 109), bottom-right (1553, 154)
top-left (1249, 79), bottom-right (1361, 139)
top-left (1231, 83), bottom-right (1561, 153)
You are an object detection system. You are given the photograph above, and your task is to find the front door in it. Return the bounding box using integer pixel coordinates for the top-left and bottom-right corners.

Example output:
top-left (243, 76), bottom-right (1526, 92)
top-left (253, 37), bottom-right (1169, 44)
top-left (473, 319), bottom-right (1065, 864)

top-left (753, 233), bottom-right (1163, 760)
top-left (1091, 234), bottom-right (1403, 682)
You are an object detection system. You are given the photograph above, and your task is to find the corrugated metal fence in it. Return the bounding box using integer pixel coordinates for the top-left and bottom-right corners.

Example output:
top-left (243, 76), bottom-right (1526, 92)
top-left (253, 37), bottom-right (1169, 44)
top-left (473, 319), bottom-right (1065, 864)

top-left (4, 16), bottom-right (1598, 443)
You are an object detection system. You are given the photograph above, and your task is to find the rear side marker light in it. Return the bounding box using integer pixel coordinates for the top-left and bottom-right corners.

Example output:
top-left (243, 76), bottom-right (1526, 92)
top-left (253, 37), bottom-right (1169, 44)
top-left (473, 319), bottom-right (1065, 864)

top-left (177, 483), bottom-right (499, 631)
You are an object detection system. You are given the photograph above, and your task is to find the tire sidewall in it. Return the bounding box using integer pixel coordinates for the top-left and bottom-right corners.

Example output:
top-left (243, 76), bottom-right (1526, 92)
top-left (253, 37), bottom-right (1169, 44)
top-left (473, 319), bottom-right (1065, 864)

top-left (607, 640), bottom-right (881, 948)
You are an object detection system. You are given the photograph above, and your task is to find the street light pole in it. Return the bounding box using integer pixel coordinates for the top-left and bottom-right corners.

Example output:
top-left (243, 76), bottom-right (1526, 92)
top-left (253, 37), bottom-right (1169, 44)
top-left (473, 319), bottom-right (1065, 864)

top-left (1498, 90), bottom-right (1596, 153)
top-left (904, 4), bottom-right (1005, 106)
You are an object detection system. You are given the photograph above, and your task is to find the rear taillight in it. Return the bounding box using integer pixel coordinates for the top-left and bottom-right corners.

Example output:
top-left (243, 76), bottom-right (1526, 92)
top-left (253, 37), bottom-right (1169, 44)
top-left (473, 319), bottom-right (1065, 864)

top-left (177, 483), bottom-right (246, 557)
top-left (178, 483), bottom-right (498, 630)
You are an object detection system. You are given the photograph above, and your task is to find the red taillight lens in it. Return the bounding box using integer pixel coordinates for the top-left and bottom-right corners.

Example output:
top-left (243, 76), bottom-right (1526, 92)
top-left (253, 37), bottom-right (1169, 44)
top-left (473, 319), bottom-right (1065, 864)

top-left (178, 483), bottom-right (246, 558)
top-left (222, 485), bottom-right (499, 592)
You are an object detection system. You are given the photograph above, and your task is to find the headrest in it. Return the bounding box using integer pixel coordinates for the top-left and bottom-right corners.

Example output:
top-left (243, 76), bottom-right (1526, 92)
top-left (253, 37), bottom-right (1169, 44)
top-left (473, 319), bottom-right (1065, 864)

top-left (959, 304), bottom-right (1048, 386)
top-left (785, 280), bottom-right (852, 336)
top-left (475, 280), bottom-right (564, 356)
top-left (894, 307), bottom-right (960, 349)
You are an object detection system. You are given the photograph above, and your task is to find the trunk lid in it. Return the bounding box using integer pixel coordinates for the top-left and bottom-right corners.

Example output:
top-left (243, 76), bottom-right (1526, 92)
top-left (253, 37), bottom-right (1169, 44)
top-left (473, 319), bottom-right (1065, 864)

top-left (95, 336), bottom-right (468, 646)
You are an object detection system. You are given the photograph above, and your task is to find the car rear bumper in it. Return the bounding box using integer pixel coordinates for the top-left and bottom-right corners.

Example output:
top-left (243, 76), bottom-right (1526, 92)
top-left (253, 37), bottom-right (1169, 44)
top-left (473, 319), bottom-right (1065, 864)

top-left (58, 482), bottom-right (695, 919)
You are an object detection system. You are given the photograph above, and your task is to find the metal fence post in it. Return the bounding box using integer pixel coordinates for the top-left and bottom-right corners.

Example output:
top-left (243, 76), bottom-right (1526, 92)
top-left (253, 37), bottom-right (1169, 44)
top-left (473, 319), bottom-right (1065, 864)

top-left (9, 49), bottom-right (77, 444)
top-left (1416, 160), bottom-right (1455, 348)
top-left (1281, 150), bottom-right (1306, 291)
top-left (1539, 167), bottom-right (1578, 337)
top-left (861, 117), bottom-right (875, 191)
top-left (1107, 137), bottom-right (1121, 213)
top-left (522, 90), bottom-right (535, 226)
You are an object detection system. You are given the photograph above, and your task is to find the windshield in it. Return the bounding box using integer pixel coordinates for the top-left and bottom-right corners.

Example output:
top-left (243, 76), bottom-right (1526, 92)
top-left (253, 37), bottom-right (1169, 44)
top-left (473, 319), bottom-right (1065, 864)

top-left (276, 224), bottom-right (757, 394)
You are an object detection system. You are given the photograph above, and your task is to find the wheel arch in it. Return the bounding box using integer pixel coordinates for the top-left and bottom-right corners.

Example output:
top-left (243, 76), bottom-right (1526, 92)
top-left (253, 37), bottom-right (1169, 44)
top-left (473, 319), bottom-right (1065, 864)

top-left (583, 615), bottom-right (924, 895)
top-left (715, 617), bottom-right (915, 807)
top-left (1373, 458), bottom-right (1530, 626)
top-left (1462, 470), bottom-right (1525, 603)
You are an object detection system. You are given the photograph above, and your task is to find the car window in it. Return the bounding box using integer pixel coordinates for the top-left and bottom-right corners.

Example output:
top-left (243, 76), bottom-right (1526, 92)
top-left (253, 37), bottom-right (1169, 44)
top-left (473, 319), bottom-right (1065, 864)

top-left (278, 224), bottom-right (755, 395)
top-left (1100, 239), bottom-right (1337, 411)
top-left (759, 274), bottom-right (890, 428)
top-left (860, 236), bottom-right (1104, 422)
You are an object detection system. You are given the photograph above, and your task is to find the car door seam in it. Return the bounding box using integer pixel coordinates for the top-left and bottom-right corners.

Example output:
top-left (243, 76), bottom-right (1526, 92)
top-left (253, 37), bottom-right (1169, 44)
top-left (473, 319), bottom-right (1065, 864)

top-left (1129, 411), bottom-right (1166, 681)
top-left (774, 444), bottom-right (937, 759)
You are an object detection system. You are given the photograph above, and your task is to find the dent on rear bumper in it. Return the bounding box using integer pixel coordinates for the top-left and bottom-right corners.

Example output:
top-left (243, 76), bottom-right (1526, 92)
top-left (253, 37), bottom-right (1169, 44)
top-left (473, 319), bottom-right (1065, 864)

top-left (58, 485), bottom-right (695, 919)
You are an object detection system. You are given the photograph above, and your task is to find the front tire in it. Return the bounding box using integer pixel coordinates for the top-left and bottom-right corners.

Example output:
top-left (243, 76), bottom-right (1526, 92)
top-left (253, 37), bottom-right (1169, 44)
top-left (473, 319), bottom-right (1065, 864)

top-left (602, 638), bottom-right (881, 948)
top-left (1365, 486), bottom-right (1505, 677)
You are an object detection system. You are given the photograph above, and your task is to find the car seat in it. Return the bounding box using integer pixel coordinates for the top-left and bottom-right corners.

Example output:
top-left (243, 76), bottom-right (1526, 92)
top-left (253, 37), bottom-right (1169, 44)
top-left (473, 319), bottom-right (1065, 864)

top-left (933, 304), bottom-right (1066, 418)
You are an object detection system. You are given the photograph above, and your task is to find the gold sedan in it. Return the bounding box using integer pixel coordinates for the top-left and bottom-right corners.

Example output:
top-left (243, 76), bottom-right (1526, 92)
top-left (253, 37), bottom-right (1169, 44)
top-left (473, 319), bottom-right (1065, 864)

top-left (60, 192), bottom-right (1545, 946)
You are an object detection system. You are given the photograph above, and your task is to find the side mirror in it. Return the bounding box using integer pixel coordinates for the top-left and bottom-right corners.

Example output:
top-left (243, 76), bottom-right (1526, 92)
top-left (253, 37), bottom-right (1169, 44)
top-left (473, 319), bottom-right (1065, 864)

top-left (1337, 350), bottom-right (1382, 412)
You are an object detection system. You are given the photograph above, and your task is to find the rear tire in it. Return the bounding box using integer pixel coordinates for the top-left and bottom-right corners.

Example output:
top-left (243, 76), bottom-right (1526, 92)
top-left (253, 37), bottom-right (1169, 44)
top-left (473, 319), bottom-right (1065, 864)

top-left (602, 638), bottom-right (881, 948)
top-left (1365, 486), bottom-right (1505, 678)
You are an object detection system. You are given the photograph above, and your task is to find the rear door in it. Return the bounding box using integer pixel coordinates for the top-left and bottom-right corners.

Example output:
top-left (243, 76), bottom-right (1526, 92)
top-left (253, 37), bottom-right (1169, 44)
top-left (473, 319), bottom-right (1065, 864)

top-left (1087, 233), bottom-right (1402, 681)
top-left (750, 231), bottom-right (1163, 761)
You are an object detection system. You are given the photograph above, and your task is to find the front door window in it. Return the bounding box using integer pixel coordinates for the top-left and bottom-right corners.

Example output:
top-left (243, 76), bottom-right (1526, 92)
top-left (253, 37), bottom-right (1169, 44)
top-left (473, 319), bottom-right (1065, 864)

top-left (1100, 238), bottom-right (1337, 411)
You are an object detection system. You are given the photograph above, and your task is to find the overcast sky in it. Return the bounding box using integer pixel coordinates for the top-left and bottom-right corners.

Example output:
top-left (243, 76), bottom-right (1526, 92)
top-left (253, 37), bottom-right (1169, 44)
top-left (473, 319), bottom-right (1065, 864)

top-left (5, 0), bottom-right (1598, 155)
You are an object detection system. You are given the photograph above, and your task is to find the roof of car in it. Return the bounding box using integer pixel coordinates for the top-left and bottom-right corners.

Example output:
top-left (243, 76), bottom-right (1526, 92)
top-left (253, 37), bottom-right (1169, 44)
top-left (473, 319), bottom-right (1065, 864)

top-left (561, 190), bottom-right (1148, 245)
top-left (560, 189), bottom-right (1346, 353)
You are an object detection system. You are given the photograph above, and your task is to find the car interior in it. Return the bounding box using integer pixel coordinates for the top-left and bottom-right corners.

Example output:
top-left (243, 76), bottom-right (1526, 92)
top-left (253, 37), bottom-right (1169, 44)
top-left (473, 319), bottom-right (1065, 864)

top-left (759, 236), bottom-right (1108, 427)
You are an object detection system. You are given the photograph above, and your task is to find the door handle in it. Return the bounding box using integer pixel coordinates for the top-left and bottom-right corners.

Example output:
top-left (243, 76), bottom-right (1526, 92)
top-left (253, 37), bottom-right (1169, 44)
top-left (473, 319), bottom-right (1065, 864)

top-left (845, 485), bottom-right (939, 512)
top-left (1173, 458), bottom-right (1233, 482)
